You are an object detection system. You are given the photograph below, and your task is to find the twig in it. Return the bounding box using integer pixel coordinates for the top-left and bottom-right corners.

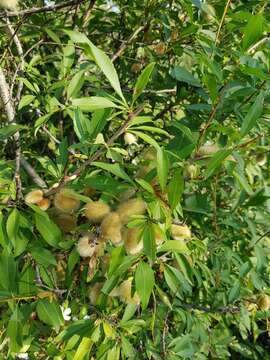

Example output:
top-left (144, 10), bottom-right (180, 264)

top-left (42, 126), bottom-right (76, 155)
top-left (5, 18), bottom-right (24, 103)
top-left (0, 67), bottom-right (22, 200)
top-left (45, 106), bottom-right (144, 196)
top-left (111, 25), bottom-right (146, 62)
top-left (215, 0), bottom-right (232, 45)
top-left (0, 0), bottom-right (87, 18)
top-left (82, 0), bottom-right (96, 29)
top-left (20, 158), bottom-right (47, 189)
top-left (247, 36), bottom-right (270, 54)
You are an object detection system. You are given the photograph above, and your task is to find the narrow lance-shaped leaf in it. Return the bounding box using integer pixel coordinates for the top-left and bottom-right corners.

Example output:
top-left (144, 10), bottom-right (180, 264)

top-left (205, 149), bottom-right (232, 179)
top-left (64, 30), bottom-right (126, 104)
top-left (240, 92), bottom-right (264, 137)
top-left (168, 169), bottom-right (183, 210)
top-left (71, 97), bottom-right (118, 112)
top-left (143, 224), bottom-right (156, 262)
top-left (242, 13), bottom-right (264, 51)
top-left (135, 261), bottom-right (155, 310)
top-left (157, 147), bottom-right (169, 193)
top-left (132, 62), bottom-right (155, 103)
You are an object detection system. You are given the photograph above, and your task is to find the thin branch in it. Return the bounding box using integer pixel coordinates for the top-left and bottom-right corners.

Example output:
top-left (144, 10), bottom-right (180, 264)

top-left (215, 0), bottom-right (232, 45)
top-left (0, 67), bottom-right (22, 200)
top-left (247, 36), bottom-right (270, 54)
top-left (20, 158), bottom-right (47, 189)
top-left (111, 25), bottom-right (146, 62)
top-left (0, 0), bottom-right (87, 18)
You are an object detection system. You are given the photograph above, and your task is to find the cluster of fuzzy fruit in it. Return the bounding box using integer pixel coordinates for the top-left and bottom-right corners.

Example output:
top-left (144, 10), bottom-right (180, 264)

top-left (25, 187), bottom-right (192, 257)
top-left (25, 187), bottom-right (192, 305)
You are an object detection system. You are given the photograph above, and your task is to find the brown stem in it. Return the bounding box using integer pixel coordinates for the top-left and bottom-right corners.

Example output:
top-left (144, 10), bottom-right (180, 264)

top-left (0, 0), bottom-right (87, 18)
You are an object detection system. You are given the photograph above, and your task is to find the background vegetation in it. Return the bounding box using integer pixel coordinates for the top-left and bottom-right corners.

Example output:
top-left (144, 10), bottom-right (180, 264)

top-left (1, 0), bottom-right (270, 358)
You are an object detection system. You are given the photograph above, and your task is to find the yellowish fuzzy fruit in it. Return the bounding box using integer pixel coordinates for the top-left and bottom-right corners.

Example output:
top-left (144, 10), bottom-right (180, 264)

top-left (124, 132), bottom-right (137, 145)
top-left (153, 42), bottom-right (166, 55)
top-left (25, 189), bottom-right (44, 204)
top-left (123, 227), bottom-right (143, 255)
top-left (89, 282), bottom-right (103, 305)
top-left (84, 201), bottom-right (111, 223)
top-left (256, 153), bottom-right (267, 166)
top-left (257, 294), bottom-right (270, 311)
top-left (171, 224), bottom-right (191, 241)
top-left (101, 212), bottom-right (122, 245)
top-left (117, 198), bottom-right (146, 224)
top-left (131, 63), bottom-right (142, 74)
top-left (197, 144), bottom-right (219, 156)
top-left (36, 198), bottom-right (50, 211)
top-left (0, 0), bottom-right (18, 10)
top-left (110, 279), bottom-right (140, 305)
top-left (54, 189), bottom-right (80, 213)
top-left (77, 233), bottom-right (96, 257)
top-left (186, 164), bottom-right (199, 179)
top-left (52, 212), bottom-right (77, 233)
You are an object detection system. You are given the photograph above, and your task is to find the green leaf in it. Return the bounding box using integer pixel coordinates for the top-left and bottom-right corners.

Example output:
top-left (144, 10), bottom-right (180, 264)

top-left (31, 247), bottom-right (57, 267)
top-left (130, 130), bottom-right (159, 149)
top-left (242, 14), bottom-right (264, 51)
top-left (0, 124), bottom-right (25, 141)
top-left (240, 92), bottom-right (264, 137)
top-left (135, 261), bottom-right (155, 310)
top-left (234, 169), bottom-right (253, 195)
top-left (121, 335), bottom-right (135, 358)
top-left (6, 306), bottom-right (23, 352)
top-left (67, 70), bottom-right (85, 99)
top-left (157, 147), bottom-right (169, 192)
top-left (132, 62), bottom-right (155, 103)
top-left (34, 212), bottom-right (62, 248)
top-left (71, 97), bottom-right (118, 112)
top-left (89, 108), bottom-right (111, 140)
top-left (0, 253), bottom-right (17, 292)
top-left (92, 162), bottom-right (133, 183)
top-left (19, 265), bottom-right (37, 295)
top-left (73, 337), bottom-right (93, 360)
top-left (18, 95), bottom-right (36, 110)
top-left (167, 169), bottom-right (183, 210)
top-left (64, 31), bottom-right (126, 104)
top-left (170, 66), bottom-right (201, 87)
top-left (143, 224), bottom-right (156, 262)
top-left (205, 149), bottom-right (232, 178)
top-left (157, 240), bottom-right (188, 254)
top-left (6, 209), bottom-right (20, 248)
top-left (107, 345), bottom-right (120, 360)
top-left (36, 299), bottom-right (64, 328)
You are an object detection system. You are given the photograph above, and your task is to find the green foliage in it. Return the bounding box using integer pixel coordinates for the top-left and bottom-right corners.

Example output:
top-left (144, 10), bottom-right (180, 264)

top-left (1, 0), bottom-right (270, 359)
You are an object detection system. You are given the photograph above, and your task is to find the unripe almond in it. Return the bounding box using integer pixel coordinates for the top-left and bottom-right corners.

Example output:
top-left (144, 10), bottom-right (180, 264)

top-left (124, 132), bottom-right (137, 145)
top-left (0, 0), bottom-right (18, 10)
top-left (117, 198), bottom-right (146, 224)
top-left (101, 212), bottom-right (122, 245)
top-left (84, 201), bottom-right (111, 223)
top-left (197, 144), bottom-right (219, 156)
top-left (25, 189), bottom-right (44, 204)
top-left (37, 198), bottom-right (50, 211)
top-left (123, 227), bottom-right (143, 255)
top-left (171, 224), bottom-right (191, 241)
top-left (257, 294), bottom-right (270, 311)
top-left (54, 189), bottom-right (80, 213)
top-left (131, 63), bottom-right (142, 74)
top-left (77, 233), bottom-right (96, 258)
